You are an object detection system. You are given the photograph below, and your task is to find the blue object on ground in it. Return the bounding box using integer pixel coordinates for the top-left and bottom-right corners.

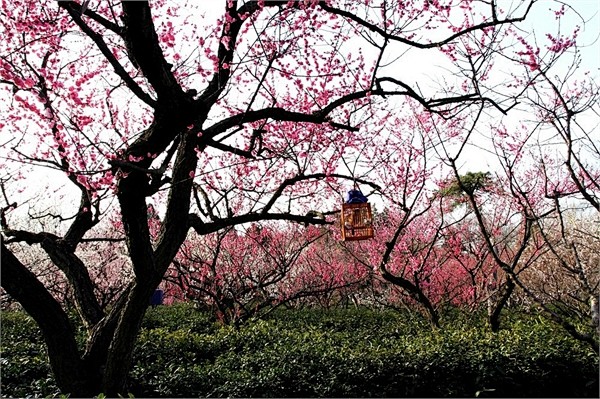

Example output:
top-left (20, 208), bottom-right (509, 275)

top-left (150, 289), bottom-right (164, 306)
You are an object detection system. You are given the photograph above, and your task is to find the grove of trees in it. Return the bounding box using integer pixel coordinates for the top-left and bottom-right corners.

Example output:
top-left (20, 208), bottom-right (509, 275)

top-left (1, 0), bottom-right (598, 396)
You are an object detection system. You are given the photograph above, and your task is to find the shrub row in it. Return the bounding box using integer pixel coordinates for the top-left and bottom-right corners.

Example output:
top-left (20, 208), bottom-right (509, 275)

top-left (1, 305), bottom-right (598, 397)
top-left (1, 311), bottom-right (59, 397)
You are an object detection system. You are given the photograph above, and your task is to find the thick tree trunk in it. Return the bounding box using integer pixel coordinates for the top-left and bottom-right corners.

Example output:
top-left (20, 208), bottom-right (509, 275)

top-left (1, 243), bottom-right (100, 396)
top-left (101, 283), bottom-right (157, 395)
top-left (2, 242), bottom-right (158, 397)
top-left (40, 238), bottom-right (104, 328)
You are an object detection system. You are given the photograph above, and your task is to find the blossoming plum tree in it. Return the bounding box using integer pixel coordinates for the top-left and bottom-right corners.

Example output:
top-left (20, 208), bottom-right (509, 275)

top-left (0, 0), bottom-right (590, 395)
top-left (163, 222), bottom-right (368, 324)
top-left (432, 24), bottom-right (599, 347)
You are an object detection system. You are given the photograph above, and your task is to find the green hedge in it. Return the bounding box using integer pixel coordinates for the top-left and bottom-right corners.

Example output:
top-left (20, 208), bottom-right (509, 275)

top-left (0, 311), bottom-right (59, 398)
top-left (1, 306), bottom-right (598, 397)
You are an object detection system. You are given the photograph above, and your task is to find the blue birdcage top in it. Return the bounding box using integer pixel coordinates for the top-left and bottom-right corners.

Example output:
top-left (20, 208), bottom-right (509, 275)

top-left (346, 189), bottom-right (368, 204)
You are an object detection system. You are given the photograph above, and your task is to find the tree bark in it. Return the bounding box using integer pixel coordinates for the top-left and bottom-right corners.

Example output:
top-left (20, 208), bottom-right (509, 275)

top-left (1, 243), bottom-right (99, 397)
top-left (101, 283), bottom-right (155, 395)
top-left (487, 277), bottom-right (515, 332)
top-left (40, 238), bottom-right (104, 328)
top-left (380, 269), bottom-right (441, 328)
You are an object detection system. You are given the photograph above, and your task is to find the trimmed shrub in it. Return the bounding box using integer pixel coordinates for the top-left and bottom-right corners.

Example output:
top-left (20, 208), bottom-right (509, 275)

top-left (0, 311), bottom-right (59, 397)
top-left (2, 305), bottom-right (598, 398)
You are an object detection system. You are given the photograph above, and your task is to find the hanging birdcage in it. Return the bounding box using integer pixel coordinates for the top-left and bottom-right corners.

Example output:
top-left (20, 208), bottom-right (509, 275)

top-left (340, 188), bottom-right (374, 241)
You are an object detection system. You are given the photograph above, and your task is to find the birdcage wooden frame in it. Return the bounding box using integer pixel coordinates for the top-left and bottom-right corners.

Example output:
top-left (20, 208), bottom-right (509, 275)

top-left (340, 202), bottom-right (374, 241)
